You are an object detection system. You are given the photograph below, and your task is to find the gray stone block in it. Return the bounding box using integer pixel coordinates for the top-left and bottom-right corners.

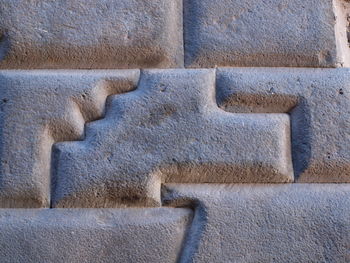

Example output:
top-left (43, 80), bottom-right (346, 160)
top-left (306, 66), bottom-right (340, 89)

top-left (0, 0), bottom-right (183, 69)
top-left (0, 207), bottom-right (192, 263)
top-left (217, 67), bottom-right (350, 182)
top-left (163, 184), bottom-right (350, 263)
top-left (52, 69), bottom-right (293, 208)
top-left (0, 70), bottom-right (139, 207)
top-left (184, 0), bottom-right (350, 68)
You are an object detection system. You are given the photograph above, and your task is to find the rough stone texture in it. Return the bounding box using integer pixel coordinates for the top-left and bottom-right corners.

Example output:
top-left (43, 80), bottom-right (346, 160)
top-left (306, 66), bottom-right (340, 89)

top-left (0, 207), bottom-right (192, 263)
top-left (0, 0), bottom-right (183, 69)
top-left (1, 0), bottom-right (350, 261)
top-left (184, 0), bottom-right (347, 68)
top-left (163, 184), bottom-right (350, 263)
top-left (217, 67), bottom-right (350, 182)
top-left (334, 0), bottom-right (350, 67)
top-left (0, 70), bottom-right (139, 207)
top-left (52, 69), bottom-right (293, 208)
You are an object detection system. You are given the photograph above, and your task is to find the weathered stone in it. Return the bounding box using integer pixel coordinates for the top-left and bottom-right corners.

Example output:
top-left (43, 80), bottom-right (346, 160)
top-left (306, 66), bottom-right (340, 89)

top-left (163, 184), bottom-right (350, 263)
top-left (0, 0), bottom-right (183, 69)
top-left (0, 70), bottom-right (139, 207)
top-left (184, 0), bottom-right (349, 68)
top-left (52, 69), bottom-right (293, 208)
top-left (0, 207), bottom-right (192, 263)
top-left (217, 67), bottom-right (350, 182)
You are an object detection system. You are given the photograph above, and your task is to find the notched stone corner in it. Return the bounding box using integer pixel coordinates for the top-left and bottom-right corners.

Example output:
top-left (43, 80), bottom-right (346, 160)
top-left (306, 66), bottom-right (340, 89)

top-left (0, 70), bottom-right (139, 208)
top-left (52, 69), bottom-right (294, 209)
top-left (217, 68), bottom-right (350, 182)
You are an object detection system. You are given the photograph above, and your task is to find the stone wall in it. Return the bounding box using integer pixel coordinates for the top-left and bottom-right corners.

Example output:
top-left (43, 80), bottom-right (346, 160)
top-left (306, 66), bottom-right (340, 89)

top-left (0, 0), bottom-right (350, 262)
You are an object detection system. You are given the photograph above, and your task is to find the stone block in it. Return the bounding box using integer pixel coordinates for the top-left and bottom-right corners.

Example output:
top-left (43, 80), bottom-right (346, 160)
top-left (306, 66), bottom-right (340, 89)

top-left (217, 67), bottom-right (350, 182)
top-left (0, 70), bottom-right (139, 207)
top-left (0, 0), bottom-right (183, 69)
top-left (163, 184), bottom-right (350, 263)
top-left (52, 69), bottom-right (293, 208)
top-left (0, 208), bottom-right (192, 263)
top-left (184, 0), bottom-right (350, 67)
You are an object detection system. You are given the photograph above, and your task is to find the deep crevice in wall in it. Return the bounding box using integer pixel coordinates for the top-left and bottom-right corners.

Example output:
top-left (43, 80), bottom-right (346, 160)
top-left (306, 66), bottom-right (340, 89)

top-left (162, 185), bottom-right (207, 263)
top-left (0, 31), bottom-right (10, 61)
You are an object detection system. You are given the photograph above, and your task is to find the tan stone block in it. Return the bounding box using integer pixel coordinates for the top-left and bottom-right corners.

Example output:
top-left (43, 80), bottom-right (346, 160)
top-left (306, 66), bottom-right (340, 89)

top-left (184, 0), bottom-right (350, 67)
top-left (0, 0), bottom-right (183, 69)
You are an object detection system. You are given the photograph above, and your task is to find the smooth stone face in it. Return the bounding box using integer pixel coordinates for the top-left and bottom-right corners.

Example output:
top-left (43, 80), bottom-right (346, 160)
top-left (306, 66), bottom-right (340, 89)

top-left (0, 208), bottom-right (193, 263)
top-left (163, 184), bottom-right (350, 263)
top-left (216, 67), bottom-right (350, 182)
top-left (52, 69), bottom-right (293, 209)
top-left (0, 0), bottom-right (183, 69)
top-left (184, 0), bottom-right (345, 68)
top-left (0, 70), bottom-right (139, 207)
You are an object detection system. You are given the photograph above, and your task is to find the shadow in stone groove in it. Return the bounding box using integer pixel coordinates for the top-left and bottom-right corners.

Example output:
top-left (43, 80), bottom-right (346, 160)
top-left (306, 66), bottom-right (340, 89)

top-left (289, 97), bottom-right (312, 181)
top-left (0, 31), bottom-right (10, 61)
top-left (162, 185), bottom-right (208, 263)
top-left (50, 145), bottom-right (59, 208)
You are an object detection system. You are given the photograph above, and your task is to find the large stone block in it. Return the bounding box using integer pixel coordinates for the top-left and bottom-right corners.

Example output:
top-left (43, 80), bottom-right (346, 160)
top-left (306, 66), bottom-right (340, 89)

top-left (52, 69), bottom-right (293, 208)
top-left (217, 68), bottom-right (350, 182)
top-left (184, 0), bottom-right (350, 67)
top-left (0, 208), bottom-right (192, 263)
top-left (0, 70), bottom-right (139, 207)
top-left (163, 184), bottom-right (350, 263)
top-left (0, 0), bottom-right (183, 69)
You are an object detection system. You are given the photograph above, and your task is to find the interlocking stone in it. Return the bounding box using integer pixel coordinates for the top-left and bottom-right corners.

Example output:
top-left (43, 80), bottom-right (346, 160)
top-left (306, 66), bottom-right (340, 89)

top-left (184, 0), bottom-right (350, 68)
top-left (52, 69), bottom-right (293, 208)
top-left (0, 70), bottom-right (139, 207)
top-left (163, 184), bottom-right (350, 263)
top-left (0, 208), bottom-right (192, 263)
top-left (217, 67), bottom-right (350, 182)
top-left (0, 0), bottom-right (183, 69)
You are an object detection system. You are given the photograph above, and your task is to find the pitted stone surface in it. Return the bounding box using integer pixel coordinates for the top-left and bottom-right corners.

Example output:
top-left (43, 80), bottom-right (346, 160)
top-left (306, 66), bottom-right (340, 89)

top-left (0, 0), bottom-right (183, 69)
top-left (0, 70), bottom-right (139, 207)
top-left (217, 68), bottom-right (350, 182)
top-left (163, 184), bottom-right (350, 263)
top-left (0, 208), bottom-right (192, 263)
top-left (184, 0), bottom-right (345, 68)
top-left (52, 69), bottom-right (293, 208)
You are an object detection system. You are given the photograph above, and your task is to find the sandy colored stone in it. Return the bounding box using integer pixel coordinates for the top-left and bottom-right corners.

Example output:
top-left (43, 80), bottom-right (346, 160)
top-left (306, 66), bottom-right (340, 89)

top-left (52, 69), bottom-right (293, 208)
top-left (0, 207), bottom-right (192, 263)
top-left (217, 67), bottom-right (350, 182)
top-left (0, 70), bottom-right (139, 207)
top-left (184, 0), bottom-right (349, 67)
top-left (163, 184), bottom-right (350, 263)
top-left (0, 0), bottom-right (183, 69)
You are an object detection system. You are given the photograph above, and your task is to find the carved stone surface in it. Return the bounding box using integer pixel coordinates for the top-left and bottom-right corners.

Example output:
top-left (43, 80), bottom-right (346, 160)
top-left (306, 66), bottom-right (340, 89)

top-left (184, 0), bottom-right (348, 68)
top-left (163, 184), bottom-right (350, 263)
top-left (52, 69), bottom-right (293, 208)
top-left (0, 0), bottom-right (183, 69)
top-left (0, 70), bottom-right (139, 207)
top-left (217, 68), bottom-right (350, 182)
top-left (0, 0), bottom-right (350, 261)
top-left (0, 208), bottom-right (192, 263)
